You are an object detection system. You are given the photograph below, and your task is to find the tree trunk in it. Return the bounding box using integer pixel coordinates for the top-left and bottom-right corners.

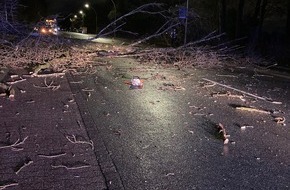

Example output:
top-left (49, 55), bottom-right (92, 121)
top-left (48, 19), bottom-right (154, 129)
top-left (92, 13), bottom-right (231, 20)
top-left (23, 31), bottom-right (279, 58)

top-left (254, 0), bottom-right (262, 24)
top-left (235, 0), bottom-right (245, 38)
top-left (248, 0), bottom-right (268, 54)
top-left (258, 0), bottom-right (268, 34)
top-left (219, 0), bottom-right (227, 34)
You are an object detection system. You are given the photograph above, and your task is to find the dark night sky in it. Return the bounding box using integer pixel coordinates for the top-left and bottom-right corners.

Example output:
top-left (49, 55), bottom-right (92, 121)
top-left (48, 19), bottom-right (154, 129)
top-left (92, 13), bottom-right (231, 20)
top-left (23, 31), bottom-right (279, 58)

top-left (44, 0), bottom-right (108, 15)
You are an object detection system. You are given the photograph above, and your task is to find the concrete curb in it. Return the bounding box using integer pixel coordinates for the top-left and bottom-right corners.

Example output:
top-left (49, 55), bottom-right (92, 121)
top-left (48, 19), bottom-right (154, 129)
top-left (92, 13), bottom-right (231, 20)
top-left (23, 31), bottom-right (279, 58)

top-left (66, 72), bottom-right (125, 190)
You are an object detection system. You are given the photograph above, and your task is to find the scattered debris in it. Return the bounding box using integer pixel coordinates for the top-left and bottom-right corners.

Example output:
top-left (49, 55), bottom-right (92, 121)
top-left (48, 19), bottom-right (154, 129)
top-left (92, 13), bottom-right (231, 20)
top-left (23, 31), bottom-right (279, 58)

top-left (0, 136), bottom-right (28, 151)
top-left (165, 173), bottom-right (175, 176)
top-left (0, 83), bottom-right (15, 101)
top-left (211, 91), bottom-right (245, 101)
top-left (112, 129), bottom-right (122, 136)
top-left (31, 73), bottom-right (66, 78)
top-left (66, 134), bottom-right (94, 150)
top-left (235, 106), bottom-right (271, 114)
top-left (130, 76), bottom-right (143, 89)
top-left (0, 180), bottom-right (18, 190)
top-left (26, 99), bottom-right (35, 104)
top-left (38, 152), bottom-right (67, 158)
top-left (82, 88), bottom-right (94, 92)
top-left (200, 81), bottom-right (216, 88)
top-left (6, 78), bottom-right (26, 85)
top-left (70, 80), bottom-right (84, 84)
top-left (274, 116), bottom-right (286, 126)
top-left (240, 125), bottom-right (254, 130)
top-left (33, 78), bottom-right (60, 91)
top-left (51, 161), bottom-right (90, 170)
top-left (14, 158), bottom-right (33, 175)
top-left (202, 78), bottom-right (282, 104)
top-left (216, 74), bottom-right (238, 78)
top-left (216, 123), bottom-right (230, 144)
top-left (142, 144), bottom-right (150, 149)
top-left (68, 98), bottom-right (75, 103)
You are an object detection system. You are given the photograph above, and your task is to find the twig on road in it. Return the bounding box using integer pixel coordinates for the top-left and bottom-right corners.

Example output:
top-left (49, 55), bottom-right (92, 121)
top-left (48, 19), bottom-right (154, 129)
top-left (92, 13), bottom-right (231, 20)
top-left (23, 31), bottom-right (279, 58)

top-left (0, 181), bottom-right (18, 190)
top-left (66, 135), bottom-right (94, 150)
top-left (15, 159), bottom-right (33, 175)
top-left (235, 106), bottom-right (271, 114)
top-left (202, 78), bottom-right (282, 104)
top-left (6, 78), bottom-right (27, 85)
top-left (0, 136), bottom-right (29, 151)
top-left (274, 116), bottom-right (286, 126)
top-left (33, 78), bottom-right (60, 91)
top-left (217, 123), bottom-right (230, 144)
top-left (38, 152), bottom-right (67, 158)
top-left (51, 162), bottom-right (90, 170)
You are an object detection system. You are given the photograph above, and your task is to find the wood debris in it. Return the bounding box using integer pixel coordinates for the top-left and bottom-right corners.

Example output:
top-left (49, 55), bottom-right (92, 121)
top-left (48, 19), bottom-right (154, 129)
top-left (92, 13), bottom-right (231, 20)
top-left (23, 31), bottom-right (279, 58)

top-left (38, 152), bottom-right (67, 158)
top-left (274, 117), bottom-right (286, 126)
top-left (165, 173), bottom-right (175, 176)
top-left (51, 161), bottom-right (90, 170)
top-left (240, 125), bottom-right (254, 130)
top-left (6, 78), bottom-right (26, 85)
top-left (66, 135), bottom-right (94, 150)
top-left (0, 136), bottom-right (28, 151)
top-left (33, 78), bottom-right (60, 91)
top-left (31, 73), bottom-right (66, 78)
top-left (211, 91), bottom-right (245, 100)
top-left (202, 78), bottom-right (282, 104)
top-left (0, 181), bottom-right (18, 190)
top-left (0, 83), bottom-right (15, 100)
top-left (216, 123), bottom-right (230, 144)
top-left (235, 106), bottom-right (271, 114)
top-left (82, 88), bottom-right (94, 92)
top-left (14, 158), bottom-right (33, 175)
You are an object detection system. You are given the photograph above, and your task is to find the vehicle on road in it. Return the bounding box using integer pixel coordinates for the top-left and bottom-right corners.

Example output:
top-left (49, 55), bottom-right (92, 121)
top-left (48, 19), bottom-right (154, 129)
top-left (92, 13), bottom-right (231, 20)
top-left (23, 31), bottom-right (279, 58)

top-left (34, 18), bottom-right (59, 35)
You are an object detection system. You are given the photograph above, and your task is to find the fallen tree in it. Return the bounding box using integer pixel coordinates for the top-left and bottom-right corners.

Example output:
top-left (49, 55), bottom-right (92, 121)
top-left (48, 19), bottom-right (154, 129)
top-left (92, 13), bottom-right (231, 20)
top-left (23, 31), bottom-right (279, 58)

top-left (0, 1), bottom-right (269, 73)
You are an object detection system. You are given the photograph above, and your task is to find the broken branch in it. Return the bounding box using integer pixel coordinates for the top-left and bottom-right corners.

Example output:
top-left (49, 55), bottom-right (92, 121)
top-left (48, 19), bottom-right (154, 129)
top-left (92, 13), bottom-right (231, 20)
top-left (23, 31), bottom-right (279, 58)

top-left (235, 106), bottom-right (271, 114)
top-left (66, 135), bottom-right (94, 150)
top-left (202, 78), bottom-right (282, 104)
top-left (15, 159), bottom-right (33, 175)
top-left (0, 136), bottom-right (28, 150)
top-left (217, 123), bottom-right (230, 144)
top-left (0, 181), bottom-right (18, 190)
top-left (38, 152), bottom-right (66, 158)
top-left (33, 78), bottom-right (60, 91)
top-left (51, 162), bottom-right (90, 170)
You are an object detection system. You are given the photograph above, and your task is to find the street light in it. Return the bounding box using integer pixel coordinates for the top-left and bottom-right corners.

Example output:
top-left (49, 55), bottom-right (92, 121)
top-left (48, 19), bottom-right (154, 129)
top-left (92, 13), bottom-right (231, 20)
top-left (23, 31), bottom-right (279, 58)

top-left (78, 10), bottom-right (85, 32)
top-left (84, 3), bottom-right (98, 34)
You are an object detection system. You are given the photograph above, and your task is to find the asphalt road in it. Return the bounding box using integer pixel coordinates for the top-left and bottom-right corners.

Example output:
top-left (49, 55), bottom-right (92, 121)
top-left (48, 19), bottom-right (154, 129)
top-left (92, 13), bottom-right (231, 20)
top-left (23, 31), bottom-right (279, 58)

top-left (58, 31), bottom-right (126, 45)
top-left (70, 58), bottom-right (290, 190)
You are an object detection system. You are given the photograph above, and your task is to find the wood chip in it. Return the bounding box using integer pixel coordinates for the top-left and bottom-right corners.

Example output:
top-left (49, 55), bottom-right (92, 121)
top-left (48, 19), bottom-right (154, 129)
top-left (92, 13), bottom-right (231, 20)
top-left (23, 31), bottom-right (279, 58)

top-left (235, 106), bottom-right (271, 114)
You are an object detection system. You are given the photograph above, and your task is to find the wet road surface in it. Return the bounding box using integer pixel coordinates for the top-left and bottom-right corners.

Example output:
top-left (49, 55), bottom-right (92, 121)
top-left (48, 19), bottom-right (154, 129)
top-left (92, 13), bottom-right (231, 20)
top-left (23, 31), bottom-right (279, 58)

top-left (70, 58), bottom-right (290, 190)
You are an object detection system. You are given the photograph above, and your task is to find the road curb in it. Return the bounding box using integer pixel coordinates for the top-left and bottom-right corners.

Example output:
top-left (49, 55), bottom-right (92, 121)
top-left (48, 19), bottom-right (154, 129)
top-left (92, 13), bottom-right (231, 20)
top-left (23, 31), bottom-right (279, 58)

top-left (66, 72), bottom-right (125, 190)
